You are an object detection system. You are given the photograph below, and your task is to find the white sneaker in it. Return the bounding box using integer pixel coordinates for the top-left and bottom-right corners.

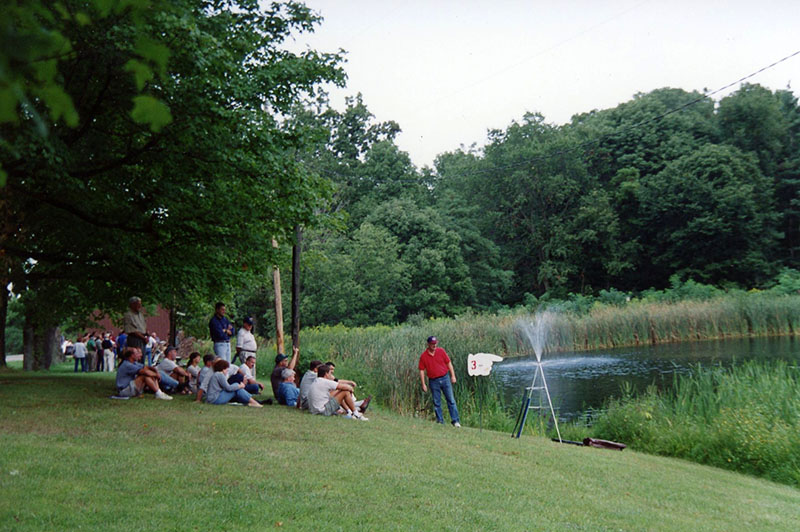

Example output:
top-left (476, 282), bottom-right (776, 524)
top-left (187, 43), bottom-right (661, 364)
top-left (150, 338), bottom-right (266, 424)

top-left (352, 412), bottom-right (369, 421)
top-left (155, 390), bottom-right (173, 400)
top-left (453, 422), bottom-right (461, 428)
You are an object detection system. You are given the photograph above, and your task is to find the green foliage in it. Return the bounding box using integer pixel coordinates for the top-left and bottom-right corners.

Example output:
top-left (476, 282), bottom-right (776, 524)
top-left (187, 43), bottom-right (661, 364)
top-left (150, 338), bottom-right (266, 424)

top-left (301, 223), bottom-right (408, 327)
top-left (638, 144), bottom-right (780, 286)
top-left (2, 1), bottom-right (345, 337)
top-left (582, 361), bottom-right (800, 486)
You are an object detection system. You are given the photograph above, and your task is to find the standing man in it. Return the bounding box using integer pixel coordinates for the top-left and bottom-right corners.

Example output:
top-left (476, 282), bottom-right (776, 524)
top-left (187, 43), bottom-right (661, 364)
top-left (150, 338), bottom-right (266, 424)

top-left (418, 336), bottom-right (461, 427)
top-left (234, 316), bottom-right (257, 366)
top-left (123, 297), bottom-right (148, 362)
top-left (209, 302), bottom-right (234, 362)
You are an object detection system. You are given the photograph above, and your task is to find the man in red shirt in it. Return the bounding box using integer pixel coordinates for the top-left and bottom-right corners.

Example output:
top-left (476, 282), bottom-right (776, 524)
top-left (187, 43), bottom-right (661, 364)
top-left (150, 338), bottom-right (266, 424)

top-left (418, 336), bottom-right (461, 427)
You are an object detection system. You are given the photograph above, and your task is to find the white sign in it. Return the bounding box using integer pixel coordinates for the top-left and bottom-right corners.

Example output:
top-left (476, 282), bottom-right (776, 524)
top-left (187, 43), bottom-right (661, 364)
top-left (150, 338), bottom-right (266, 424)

top-left (467, 353), bottom-right (504, 376)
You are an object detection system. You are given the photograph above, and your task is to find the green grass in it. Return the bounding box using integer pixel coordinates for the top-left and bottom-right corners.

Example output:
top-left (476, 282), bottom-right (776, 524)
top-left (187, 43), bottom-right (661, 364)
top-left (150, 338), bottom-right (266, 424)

top-left (1, 367), bottom-right (799, 531)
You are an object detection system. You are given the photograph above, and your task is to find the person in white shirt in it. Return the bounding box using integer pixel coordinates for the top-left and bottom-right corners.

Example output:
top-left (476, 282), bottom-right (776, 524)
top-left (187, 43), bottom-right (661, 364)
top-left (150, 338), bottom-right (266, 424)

top-left (234, 317), bottom-right (257, 367)
top-left (156, 346), bottom-right (191, 394)
top-left (238, 355), bottom-right (265, 395)
top-left (73, 336), bottom-right (87, 373)
top-left (307, 364), bottom-right (367, 421)
top-left (297, 360), bottom-right (323, 410)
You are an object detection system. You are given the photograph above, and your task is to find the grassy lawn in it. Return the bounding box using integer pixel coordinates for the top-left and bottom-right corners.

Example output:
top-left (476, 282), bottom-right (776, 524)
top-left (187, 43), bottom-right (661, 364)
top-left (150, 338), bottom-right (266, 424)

top-left (1, 364), bottom-right (799, 531)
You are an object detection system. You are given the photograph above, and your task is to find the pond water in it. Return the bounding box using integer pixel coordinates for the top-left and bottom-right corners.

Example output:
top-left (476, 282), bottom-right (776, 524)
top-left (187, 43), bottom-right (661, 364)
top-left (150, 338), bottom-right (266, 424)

top-left (492, 336), bottom-right (800, 420)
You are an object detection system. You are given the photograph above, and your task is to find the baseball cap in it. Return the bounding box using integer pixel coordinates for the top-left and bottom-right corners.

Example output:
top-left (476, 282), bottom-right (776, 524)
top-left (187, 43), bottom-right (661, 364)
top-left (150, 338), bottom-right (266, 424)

top-left (427, 336), bottom-right (438, 344)
top-left (243, 317), bottom-right (254, 325)
top-left (275, 353), bottom-right (288, 364)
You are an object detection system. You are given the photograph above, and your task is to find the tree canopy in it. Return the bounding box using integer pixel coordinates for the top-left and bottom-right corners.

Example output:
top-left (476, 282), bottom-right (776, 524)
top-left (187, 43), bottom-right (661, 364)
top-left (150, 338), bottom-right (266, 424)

top-left (1, 0), bottom-right (344, 365)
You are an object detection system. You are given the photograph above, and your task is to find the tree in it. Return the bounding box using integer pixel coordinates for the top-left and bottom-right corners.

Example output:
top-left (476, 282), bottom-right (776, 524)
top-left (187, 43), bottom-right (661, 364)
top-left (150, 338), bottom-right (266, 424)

top-left (366, 198), bottom-right (475, 319)
top-left (1, 1), bottom-right (345, 367)
top-left (638, 144), bottom-right (781, 285)
top-left (301, 223), bottom-right (408, 327)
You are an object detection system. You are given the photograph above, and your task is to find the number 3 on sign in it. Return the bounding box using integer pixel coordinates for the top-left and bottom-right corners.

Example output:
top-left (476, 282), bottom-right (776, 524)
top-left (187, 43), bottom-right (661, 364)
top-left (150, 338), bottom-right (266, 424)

top-left (467, 353), bottom-right (504, 376)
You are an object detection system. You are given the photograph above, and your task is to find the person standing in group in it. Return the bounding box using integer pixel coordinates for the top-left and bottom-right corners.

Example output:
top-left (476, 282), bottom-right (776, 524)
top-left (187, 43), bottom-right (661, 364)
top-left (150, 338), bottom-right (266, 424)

top-left (123, 297), bottom-right (149, 363)
top-left (418, 336), bottom-right (461, 427)
top-left (234, 316), bottom-right (257, 366)
top-left (102, 333), bottom-right (115, 372)
top-left (86, 334), bottom-right (97, 372)
top-left (73, 335), bottom-right (88, 373)
top-left (209, 302), bottom-right (234, 362)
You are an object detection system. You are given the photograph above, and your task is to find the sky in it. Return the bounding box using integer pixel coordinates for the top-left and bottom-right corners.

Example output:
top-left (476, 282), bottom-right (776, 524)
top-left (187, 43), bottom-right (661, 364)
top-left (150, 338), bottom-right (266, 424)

top-left (288, 0), bottom-right (800, 168)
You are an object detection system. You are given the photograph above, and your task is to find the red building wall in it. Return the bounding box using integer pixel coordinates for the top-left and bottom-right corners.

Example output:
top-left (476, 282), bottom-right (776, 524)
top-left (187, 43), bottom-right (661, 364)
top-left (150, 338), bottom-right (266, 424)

top-left (87, 305), bottom-right (171, 341)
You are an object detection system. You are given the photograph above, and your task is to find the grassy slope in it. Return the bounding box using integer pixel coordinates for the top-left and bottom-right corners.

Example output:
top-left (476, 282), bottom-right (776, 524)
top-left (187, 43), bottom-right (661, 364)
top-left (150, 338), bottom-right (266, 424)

top-left (1, 368), bottom-right (798, 531)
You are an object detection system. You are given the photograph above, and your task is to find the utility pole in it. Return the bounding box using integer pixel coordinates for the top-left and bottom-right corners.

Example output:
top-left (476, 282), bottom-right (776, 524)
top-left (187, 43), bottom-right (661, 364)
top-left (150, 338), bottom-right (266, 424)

top-left (272, 238), bottom-right (285, 355)
top-left (291, 225), bottom-right (302, 349)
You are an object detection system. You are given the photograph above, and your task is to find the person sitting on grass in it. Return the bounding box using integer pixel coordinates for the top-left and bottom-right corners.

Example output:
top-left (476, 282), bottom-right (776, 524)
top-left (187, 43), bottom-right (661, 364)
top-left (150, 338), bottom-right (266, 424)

top-left (297, 360), bottom-right (323, 410)
top-left (237, 355), bottom-right (265, 395)
top-left (276, 368), bottom-right (300, 407)
top-left (157, 346), bottom-right (192, 394)
top-left (185, 352), bottom-right (202, 394)
top-left (324, 361), bottom-right (372, 415)
top-left (115, 347), bottom-right (172, 400)
top-left (307, 364), bottom-right (367, 420)
top-left (195, 354), bottom-right (216, 403)
top-left (204, 359), bottom-right (262, 408)
top-left (271, 345), bottom-right (299, 398)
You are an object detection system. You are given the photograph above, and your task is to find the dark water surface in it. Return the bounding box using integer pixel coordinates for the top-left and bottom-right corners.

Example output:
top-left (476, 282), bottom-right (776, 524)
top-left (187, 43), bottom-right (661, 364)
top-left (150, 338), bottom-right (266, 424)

top-left (492, 336), bottom-right (800, 420)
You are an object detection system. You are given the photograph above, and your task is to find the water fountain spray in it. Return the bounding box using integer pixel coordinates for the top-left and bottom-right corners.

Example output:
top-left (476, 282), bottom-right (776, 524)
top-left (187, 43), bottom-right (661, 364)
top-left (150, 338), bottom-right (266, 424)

top-left (512, 311), bottom-right (562, 441)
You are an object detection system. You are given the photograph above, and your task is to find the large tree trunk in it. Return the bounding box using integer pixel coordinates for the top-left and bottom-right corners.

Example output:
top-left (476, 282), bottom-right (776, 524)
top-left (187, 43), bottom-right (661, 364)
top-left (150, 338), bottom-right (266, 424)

top-left (41, 326), bottom-right (60, 369)
top-left (0, 283), bottom-right (7, 367)
top-left (291, 225), bottom-right (302, 349)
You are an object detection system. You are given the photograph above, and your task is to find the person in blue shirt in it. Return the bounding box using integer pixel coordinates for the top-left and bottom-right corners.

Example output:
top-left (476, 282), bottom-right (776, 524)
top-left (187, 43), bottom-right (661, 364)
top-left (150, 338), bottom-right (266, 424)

top-left (116, 332), bottom-right (127, 356)
top-left (115, 347), bottom-right (172, 400)
top-left (276, 368), bottom-right (300, 407)
top-left (208, 302), bottom-right (234, 362)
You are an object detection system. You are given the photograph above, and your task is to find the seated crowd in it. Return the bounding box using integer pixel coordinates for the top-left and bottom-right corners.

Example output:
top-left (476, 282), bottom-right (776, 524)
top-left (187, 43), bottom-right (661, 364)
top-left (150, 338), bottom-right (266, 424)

top-left (115, 345), bottom-right (371, 420)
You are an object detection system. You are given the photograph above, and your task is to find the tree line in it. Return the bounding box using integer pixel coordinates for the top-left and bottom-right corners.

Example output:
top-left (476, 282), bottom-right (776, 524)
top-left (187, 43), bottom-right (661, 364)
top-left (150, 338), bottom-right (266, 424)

top-left (297, 84), bottom-right (800, 327)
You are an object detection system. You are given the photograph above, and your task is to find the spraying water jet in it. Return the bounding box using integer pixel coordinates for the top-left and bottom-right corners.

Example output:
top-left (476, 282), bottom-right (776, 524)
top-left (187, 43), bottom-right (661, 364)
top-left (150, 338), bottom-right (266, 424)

top-left (512, 311), bottom-right (562, 441)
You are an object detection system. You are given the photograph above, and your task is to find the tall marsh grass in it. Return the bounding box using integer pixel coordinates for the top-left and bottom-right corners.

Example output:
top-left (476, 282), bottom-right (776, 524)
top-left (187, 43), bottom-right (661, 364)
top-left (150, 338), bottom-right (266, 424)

top-left (295, 292), bottom-right (800, 431)
top-left (582, 361), bottom-right (800, 486)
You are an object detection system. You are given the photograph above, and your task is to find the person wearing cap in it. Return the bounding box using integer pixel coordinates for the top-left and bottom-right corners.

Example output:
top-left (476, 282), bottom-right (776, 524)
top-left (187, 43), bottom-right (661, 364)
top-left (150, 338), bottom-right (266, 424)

top-left (209, 302), bottom-right (234, 362)
top-left (271, 345), bottom-right (299, 398)
top-left (418, 336), bottom-right (461, 427)
top-left (234, 316), bottom-right (257, 366)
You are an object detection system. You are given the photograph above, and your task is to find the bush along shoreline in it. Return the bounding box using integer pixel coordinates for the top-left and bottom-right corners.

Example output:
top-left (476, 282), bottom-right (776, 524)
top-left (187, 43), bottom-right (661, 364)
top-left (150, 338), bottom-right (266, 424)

top-left (567, 360), bottom-right (800, 487)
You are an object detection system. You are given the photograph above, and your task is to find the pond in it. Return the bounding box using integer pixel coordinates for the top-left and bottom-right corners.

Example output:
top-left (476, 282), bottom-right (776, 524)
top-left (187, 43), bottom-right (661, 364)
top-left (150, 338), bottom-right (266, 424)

top-left (492, 336), bottom-right (800, 420)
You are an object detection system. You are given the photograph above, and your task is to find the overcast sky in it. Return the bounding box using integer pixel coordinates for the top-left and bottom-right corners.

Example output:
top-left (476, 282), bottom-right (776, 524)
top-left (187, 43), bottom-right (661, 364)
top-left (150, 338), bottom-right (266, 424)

top-left (289, 0), bottom-right (799, 168)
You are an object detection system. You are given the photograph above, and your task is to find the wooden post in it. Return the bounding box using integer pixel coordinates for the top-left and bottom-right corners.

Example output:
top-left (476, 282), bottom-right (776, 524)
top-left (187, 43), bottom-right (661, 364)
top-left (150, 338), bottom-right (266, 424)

top-left (169, 307), bottom-right (178, 347)
top-left (291, 225), bottom-right (302, 349)
top-left (272, 238), bottom-right (285, 355)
